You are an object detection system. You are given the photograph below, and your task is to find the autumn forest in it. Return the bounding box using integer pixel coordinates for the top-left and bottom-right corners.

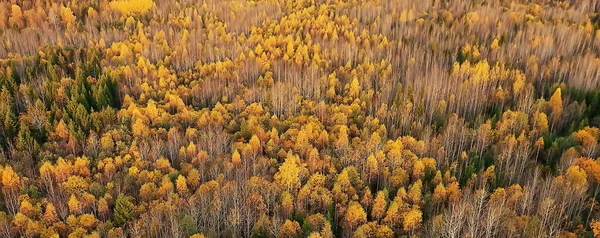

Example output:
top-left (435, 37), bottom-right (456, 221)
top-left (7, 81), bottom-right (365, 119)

top-left (1, 0), bottom-right (600, 237)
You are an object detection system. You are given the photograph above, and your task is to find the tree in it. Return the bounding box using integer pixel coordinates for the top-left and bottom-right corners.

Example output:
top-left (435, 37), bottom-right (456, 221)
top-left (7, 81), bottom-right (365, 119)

top-left (572, 127), bottom-right (599, 157)
top-left (591, 220), bottom-right (600, 237)
top-left (79, 213), bottom-right (97, 230)
top-left (232, 149), bottom-right (241, 165)
top-left (113, 195), bottom-right (134, 227)
top-left (548, 88), bottom-right (562, 130)
top-left (333, 167), bottom-right (359, 207)
top-left (187, 169), bottom-right (201, 190)
top-left (279, 219), bottom-right (301, 238)
top-left (446, 182), bottom-right (461, 203)
top-left (280, 191), bottom-right (294, 218)
top-left (335, 126), bottom-right (350, 154)
top-left (73, 157), bottom-right (91, 178)
top-left (60, 6), bottom-right (76, 26)
top-left (371, 190), bottom-right (388, 221)
top-left (0, 89), bottom-right (17, 148)
top-left (176, 175), bottom-right (189, 196)
top-left (2, 166), bottom-right (20, 215)
top-left (274, 153), bottom-right (302, 193)
top-left (249, 135), bottom-right (261, 153)
top-left (360, 188), bottom-right (373, 209)
top-left (432, 183), bottom-right (447, 204)
top-left (366, 154), bottom-right (379, 185)
top-left (565, 165), bottom-right (587, 190)
top-left (403, 207), bottom-right (422, 232)
top-left (140, 182), bottom-right (157, 201)
top-left (19, 199), bottom-right (38, 218)
top-left (297, 173), bottom-right (332, 215)
top-left (43, 203), bottom-right (59, 224)
top-left (533, 112), bottom-right (549, 133)
top-left (159, 176), bottom-right (174, 198)
top-left (62, 175), bottom-right (89, 195)
top-left (390, 168), bottom-right (409, 190)
top-left (344, 202), bottom-right (367, 231)
top-left (68, 194), bottom-right (80, 215)
top-left (8, 5), bottom-right (24, 28)
top-left (412, 160), bottom-right (425, 180)
top-left (348, 77), bottom-right (360, 98)
top-left (407, 180), bottom-right (422, 205)
top-left (98, 198), bottom-right (109, 220)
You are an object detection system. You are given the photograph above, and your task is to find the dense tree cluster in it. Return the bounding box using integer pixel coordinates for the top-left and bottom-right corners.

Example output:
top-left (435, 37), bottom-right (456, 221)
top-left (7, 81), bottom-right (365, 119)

top-left (0, 0), bottom-right (600, 237)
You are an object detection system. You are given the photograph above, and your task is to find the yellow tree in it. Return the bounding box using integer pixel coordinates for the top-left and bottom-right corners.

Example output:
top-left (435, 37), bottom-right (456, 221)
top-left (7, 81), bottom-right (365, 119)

top-left (366, 154), bottom-right (379, 185)
top-left (348, 77), bottom-right (360, 98)
top-left (371, 190), bottom-right (387, 221)
top-left (344, 201), bottom-right (367, 232)
top-left (176, 175), bottom-right (189, 196)
top-left (565, 165), bottom-right (587, 190)
top-left (572, 127), bottom-right (599, 157)
top-left (297, 173), bottom-right (332, 215)
top-left (412, 160), bottom-right (425, 180)
top-left (73, 157), bottom-right (90, 178)
top-left (274, 153), bottom-right (302, 194)
top-left (591, 220), bottom-right (600, 237)
top-left (360, 188), bottom-right (373, 209)
top-left (79, 213), bottom-right (97, 230)
top-left (60, 6), bottom-right (76, 26)
top-left (533, 112), bottom-right (549, 134)
top-left (140, 182), bottom-right (157, 202)
top-left (446, 181), bottom-right (461, 203)
top-left (159, 176), bottom-right (174, 198)
top-left (2, 166), bottom-right (21, 215)
top-left (548, 88), bottom-right (562, 130)
top-left (249, 135), bottom-right (261, 154)
top-left (279, 219), bottom-right (301, 238)
top-left (8, 5), bottom-right (24, 28)
top-left (335, 126), bottom-right (350, 154)
top-left (68, 194), bottom-right (81, 215)
top-left (187, 169), bottom-right (201, 190)
top-left (407, 180), bottom-right (422, 205)
top-left (232, 149), bottom-right (242, 166)
top-left (19, 199), bottom-right (38, 218)
top-left (43, 203), bottom-right (59, 224)
top-left (403, 207), bottom-right (423, 233)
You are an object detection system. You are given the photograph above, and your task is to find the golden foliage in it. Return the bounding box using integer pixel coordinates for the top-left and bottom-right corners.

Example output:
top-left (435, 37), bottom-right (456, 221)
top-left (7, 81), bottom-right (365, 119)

top-left (109, 0), bottom-right (155, 15)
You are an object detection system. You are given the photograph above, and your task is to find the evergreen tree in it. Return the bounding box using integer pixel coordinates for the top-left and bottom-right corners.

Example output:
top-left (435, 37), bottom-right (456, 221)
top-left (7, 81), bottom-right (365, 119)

top-left (113, 195), bottom-right (134, 227)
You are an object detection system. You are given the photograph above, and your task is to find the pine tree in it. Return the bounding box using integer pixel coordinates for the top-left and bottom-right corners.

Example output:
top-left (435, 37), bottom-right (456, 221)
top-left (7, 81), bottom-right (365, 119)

top-left (113, 195), bottom-right (134, 227)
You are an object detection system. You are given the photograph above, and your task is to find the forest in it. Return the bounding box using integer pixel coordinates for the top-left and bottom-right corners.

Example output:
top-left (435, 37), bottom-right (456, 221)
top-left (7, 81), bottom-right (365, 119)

top-left (0, 0), bottom-right (600, 237)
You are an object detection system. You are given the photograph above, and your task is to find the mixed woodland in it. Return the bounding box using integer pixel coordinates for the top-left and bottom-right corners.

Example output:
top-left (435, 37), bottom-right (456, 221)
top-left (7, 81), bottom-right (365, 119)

top-left (1, 0), bottom-right (600, 237)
